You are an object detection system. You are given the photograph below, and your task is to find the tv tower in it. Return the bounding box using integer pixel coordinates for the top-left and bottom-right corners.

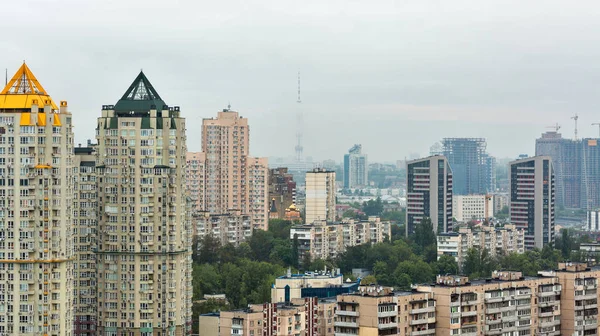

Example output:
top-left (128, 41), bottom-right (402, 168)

top-left (295, 71), bottom-right (303, 162)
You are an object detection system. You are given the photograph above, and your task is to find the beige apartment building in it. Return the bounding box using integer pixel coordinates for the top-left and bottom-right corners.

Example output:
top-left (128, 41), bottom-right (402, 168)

top-left (305, 168), bottom-right (336, 224)
top-left (290, 217), bottom-right (391, 260)
top-left (452, 194), bottom-right (494, 222)
top-left (185, 152), bottom-right (205, 213)
top-left (201, 109), bottom-right (269, 230)
top-left (437, 224), bottom-right (525, 267)
top-left (193, 210), bottom-right (252, 246)
top-left (73, 145), bottom-right (98, 336)
top-left (95, 72), bottom-right (193, 335)
top-left (215, 298), bottom-right (336, 336)
top-left (0, 63), bottom-right (74, 335)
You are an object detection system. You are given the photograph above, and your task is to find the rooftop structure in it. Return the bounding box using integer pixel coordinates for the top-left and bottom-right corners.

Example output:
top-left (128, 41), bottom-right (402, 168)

top-left (271, 268), bottom-right (359, 303)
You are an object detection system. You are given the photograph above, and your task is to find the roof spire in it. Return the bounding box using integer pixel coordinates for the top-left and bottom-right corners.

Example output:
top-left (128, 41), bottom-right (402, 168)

top-left (1, 63), bottom-right (48, 95)
top-left (113, 71), bottom-right (166, 113)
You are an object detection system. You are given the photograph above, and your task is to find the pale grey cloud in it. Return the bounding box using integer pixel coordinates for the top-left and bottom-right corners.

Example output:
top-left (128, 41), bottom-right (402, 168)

top-left (1, 0), bottom-right (600, 162)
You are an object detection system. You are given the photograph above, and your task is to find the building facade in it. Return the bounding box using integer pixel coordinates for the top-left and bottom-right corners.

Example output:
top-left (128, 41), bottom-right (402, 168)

top-left (73, 145), bottom-right (98, 336)
top-left (185, 152), bottom-right (205, 213)
top-left (452, 194), bottom-right (494, 222)
top-left (201, 110), bottom-right (269, 230)
top-left (95, 72), bottom-right (193, 335)
top-left (588, 209), bottom-right (600, 232)
top-left (437, 224), bottom-right (525, 267)
top-left (343, 144), bottom-right (368, 189)
top-left (509, 156), bottom-right (555, 249)
top-left (193, 211), bottom-right (252, 246)
top-left (441, 138), bottom-right (496, 195)
top-left (405, 155), bottom-right (453, 235)
top-left (582, 138), bottom-right (600, 210)
top-left (267, 167), bottom-right (297, 219)
top-left (0, 63), bottom-right (75, 335)
top-left (290, 217), bottom-right (391, 260)
top-left (305, 168), bottom-right (336, 224)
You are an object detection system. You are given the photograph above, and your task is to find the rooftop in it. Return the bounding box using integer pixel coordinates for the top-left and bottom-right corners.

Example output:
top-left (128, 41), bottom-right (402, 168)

top-left (113, 71), bottom-right (166, 114)
top-left (0, 63), bottom-right (58, 110)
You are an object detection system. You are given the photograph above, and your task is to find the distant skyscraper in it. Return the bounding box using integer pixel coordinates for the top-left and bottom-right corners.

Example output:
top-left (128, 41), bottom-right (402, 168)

top-left (201, 109), bottom-right (269, 230)
top-left (509, 156), bottom-right (555, 250)
top-left (95, 72), bottom-right (193, 335)
top-left (305, 168), bottom-right (336, 223)
top-left (343, 144), bottom-right (368, 189)
top-left (581, 138), bottom-right (600, 210)
top-left (441, 138), bottom-right (495, 195)
top-left (405, 155), bottom-right (453, 235)
top-left (0, 63), bottom-right (74, 335)
top-left (535, 131), bottom-right (581, 208)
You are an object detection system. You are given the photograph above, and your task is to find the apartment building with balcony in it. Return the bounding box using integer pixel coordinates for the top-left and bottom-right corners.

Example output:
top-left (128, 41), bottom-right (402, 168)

top-left (406, 155), bottom-right (453, 235)
top-left (437, 224), bottom-right (525, 267)
top-left (193, 210), bottom-right (252, 246)
top-left (548, 262), bottom-right (600, 336)
top-left (509, 156), bottom-right (555, 249)
top-left (415, 271), bottom-right (562, 336)
top-left (73, 145), bottom-right (97, 336)
top-left (95, 71), bottom-right (193, 335)
top-left (201, 109), bottom-right (269, 230)
top-left (305, 168), bottom-right (336, 224)
top-left (217, 298), bottom-right (336, 336)
top-left (185, 152), bottom-right (205, 213)
top-left (0, 63), bottom-right (74, 335)
top-left (452, 194), bottom-right (494, 222)
top-left (290, 217), bottom-right (391, 260)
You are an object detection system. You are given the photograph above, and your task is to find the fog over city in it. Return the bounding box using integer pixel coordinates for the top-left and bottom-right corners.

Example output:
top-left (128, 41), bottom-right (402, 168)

top-left (3, 0), bottom-right (600, 161)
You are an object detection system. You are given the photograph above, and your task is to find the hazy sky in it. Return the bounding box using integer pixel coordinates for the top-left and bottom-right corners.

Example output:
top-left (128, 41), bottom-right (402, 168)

top-left (2, 0), bottom-right (600, 162)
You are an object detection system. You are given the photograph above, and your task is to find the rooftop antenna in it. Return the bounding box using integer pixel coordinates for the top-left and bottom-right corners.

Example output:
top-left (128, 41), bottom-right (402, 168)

top-left (295, 71), bottom-right (303, 162)
top-left (545, 123), bottom-right (561, 132)
top-left (593, 123), bottom-right (600, 137)
top-left (297, 71), bottom-right (301, 103)
top-left (4, 69), bottom-right (6, 86)
top-left (571, 114), bottom-right (579, 140)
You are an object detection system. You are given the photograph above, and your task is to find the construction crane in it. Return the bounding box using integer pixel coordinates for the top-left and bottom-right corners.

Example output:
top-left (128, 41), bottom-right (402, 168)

top-left (546, 123), bottom-right (561, 132)
top-left (571, 114), bottom-right (579, 140)
top-left (592, 123), bottom-right (600, 137)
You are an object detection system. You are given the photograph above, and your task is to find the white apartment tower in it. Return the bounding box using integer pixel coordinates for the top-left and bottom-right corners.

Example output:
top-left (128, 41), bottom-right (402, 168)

top-left (201, 110), bottom-right (269, 230)
top-left (509, 156), bottom-right (555, 249)
top-left (95, 72), bottom-right (193, 335)
top-left (343, 144), bottom-right (368, 189)
top-left (305, 168), bottom-right (336, 224)
top-left (0, 63), bottom-right (74, 335)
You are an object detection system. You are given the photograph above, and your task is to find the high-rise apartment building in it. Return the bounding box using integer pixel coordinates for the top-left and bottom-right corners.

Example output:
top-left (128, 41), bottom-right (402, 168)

top-left (588, 209), bottom-right (600, 231)
top-left (193, 211), bottom-right (252, 246)
top-left (535, 131), bottom-right (581, 208)
top-left (305, 168), bottom-right (336, 224)
top-left (0, 63), bottom-right (75, 335)
top-left (509, 156), bottom-right (555, 249)
top-left (268, 167), bottom-right (297, 219)
top-left (185, 152), bottom-right (205, 213)
top-left (581, 138), bottom-right (600, 210)
top-left (95, 72), bottom-right (193, 335)
top-left (343, 144), bottom-right (368, 189)
top-left (441, 138), bottom-right (496, 195)
top-left (405, 155), bottom-right (453, 235)
top-left (452, 194), bottom-right (494, 222)
top-left (201, 110), bottom-right (269, 230)
top-left (73, 145), bottom-right (98, 336)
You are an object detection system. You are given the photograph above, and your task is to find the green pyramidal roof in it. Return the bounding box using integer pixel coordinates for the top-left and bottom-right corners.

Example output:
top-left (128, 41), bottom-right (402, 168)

top-left (114, 71), bottom-right (166, 115)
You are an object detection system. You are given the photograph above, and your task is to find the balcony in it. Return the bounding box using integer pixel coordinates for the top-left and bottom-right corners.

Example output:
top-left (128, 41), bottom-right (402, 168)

top-left (538, 290), bottom-right (560, 297)
top-left (409, 329), bottom-right (435, 336)
top-left (334, 321), bottom-right (358, 328)
top-left (378, 310), bottom-right (397, 318)
top-left (378, 321), bottom-right (398, 329)
top-left (410, 317), bottom-right (436, 326)
top-left (575, 293), bottom-right (597, 301)
top-left (461, 310), bottom-right (477, 317)
top-left (410, 306), bottom-right (435, 315)
top-left (337, 310), bottom-right (359, 317)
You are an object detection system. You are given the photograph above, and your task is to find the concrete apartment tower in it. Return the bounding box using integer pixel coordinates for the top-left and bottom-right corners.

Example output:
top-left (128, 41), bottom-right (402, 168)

top-left (73, 144), bottom-right (98, 336)
top-left (343, 144), bottom-right (368, 189)
top-left (0, 63), bottom-right (74, 335)
top-left (509, 156), bottom-right (555, 249)
top-left (440, 138), bottom-right (495, 195)
top-left (185, 152), bottom-right (205, 213)
top-left (406, 155), bottom-right (453, 235)
top-left (95, 72), bottom-right (193, 335)
top-left (305, 168), bottom-right (336, 224)
top-left (201, 109), bottom-right (269, 230)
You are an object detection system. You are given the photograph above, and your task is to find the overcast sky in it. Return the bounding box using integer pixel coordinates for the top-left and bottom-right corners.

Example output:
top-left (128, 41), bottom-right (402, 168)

top-left (2, 0), bottom-right (600, 162)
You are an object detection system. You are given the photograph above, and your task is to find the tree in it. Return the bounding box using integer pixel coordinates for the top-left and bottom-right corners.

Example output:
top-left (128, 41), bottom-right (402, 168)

top-left (195, 234), bottom-right (222, 264)
top-left (435, 255), bottom-right (459, 275)
top-left (248, 229), bottom-right (275, 262)
top-left (360, 275), bottom-right (378, 285)
top-left (268, 219), bottom-right (293, 240)
top-left (363, 197), bottom-right (384, 216)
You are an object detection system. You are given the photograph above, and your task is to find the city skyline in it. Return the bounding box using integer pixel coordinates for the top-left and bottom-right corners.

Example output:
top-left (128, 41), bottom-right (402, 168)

top-left (5, 1), bottom-right (600, 162)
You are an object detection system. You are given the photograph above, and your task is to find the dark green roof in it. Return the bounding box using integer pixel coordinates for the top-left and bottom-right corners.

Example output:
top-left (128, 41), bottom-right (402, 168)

top-left (114, 71), bottom-right (166, 114)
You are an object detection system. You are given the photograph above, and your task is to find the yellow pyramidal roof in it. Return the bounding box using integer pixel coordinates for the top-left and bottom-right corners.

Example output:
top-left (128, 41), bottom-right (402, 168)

top-left (0, 63), bottom-right (58, 110)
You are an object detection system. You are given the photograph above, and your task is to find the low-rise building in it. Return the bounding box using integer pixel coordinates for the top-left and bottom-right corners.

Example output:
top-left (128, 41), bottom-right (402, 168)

top-left (437, 224), bottom-right (525, 267)
top-left (290, 217), bottom-right (391, 260)
top-left (194, 210), bottom-right (252, 246)
top-left (271, 269), bottom-right (359, 303)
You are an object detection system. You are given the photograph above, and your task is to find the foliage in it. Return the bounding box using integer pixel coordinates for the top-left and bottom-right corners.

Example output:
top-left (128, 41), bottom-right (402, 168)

top-left (362, 197), bottom-right (384, 217)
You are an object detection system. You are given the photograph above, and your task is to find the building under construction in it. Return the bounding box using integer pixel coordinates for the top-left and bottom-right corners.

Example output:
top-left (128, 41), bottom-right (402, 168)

top-left (441, 138), bottom-right (496, 195)
top-left (536, 132), bottom-right (600, 210)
